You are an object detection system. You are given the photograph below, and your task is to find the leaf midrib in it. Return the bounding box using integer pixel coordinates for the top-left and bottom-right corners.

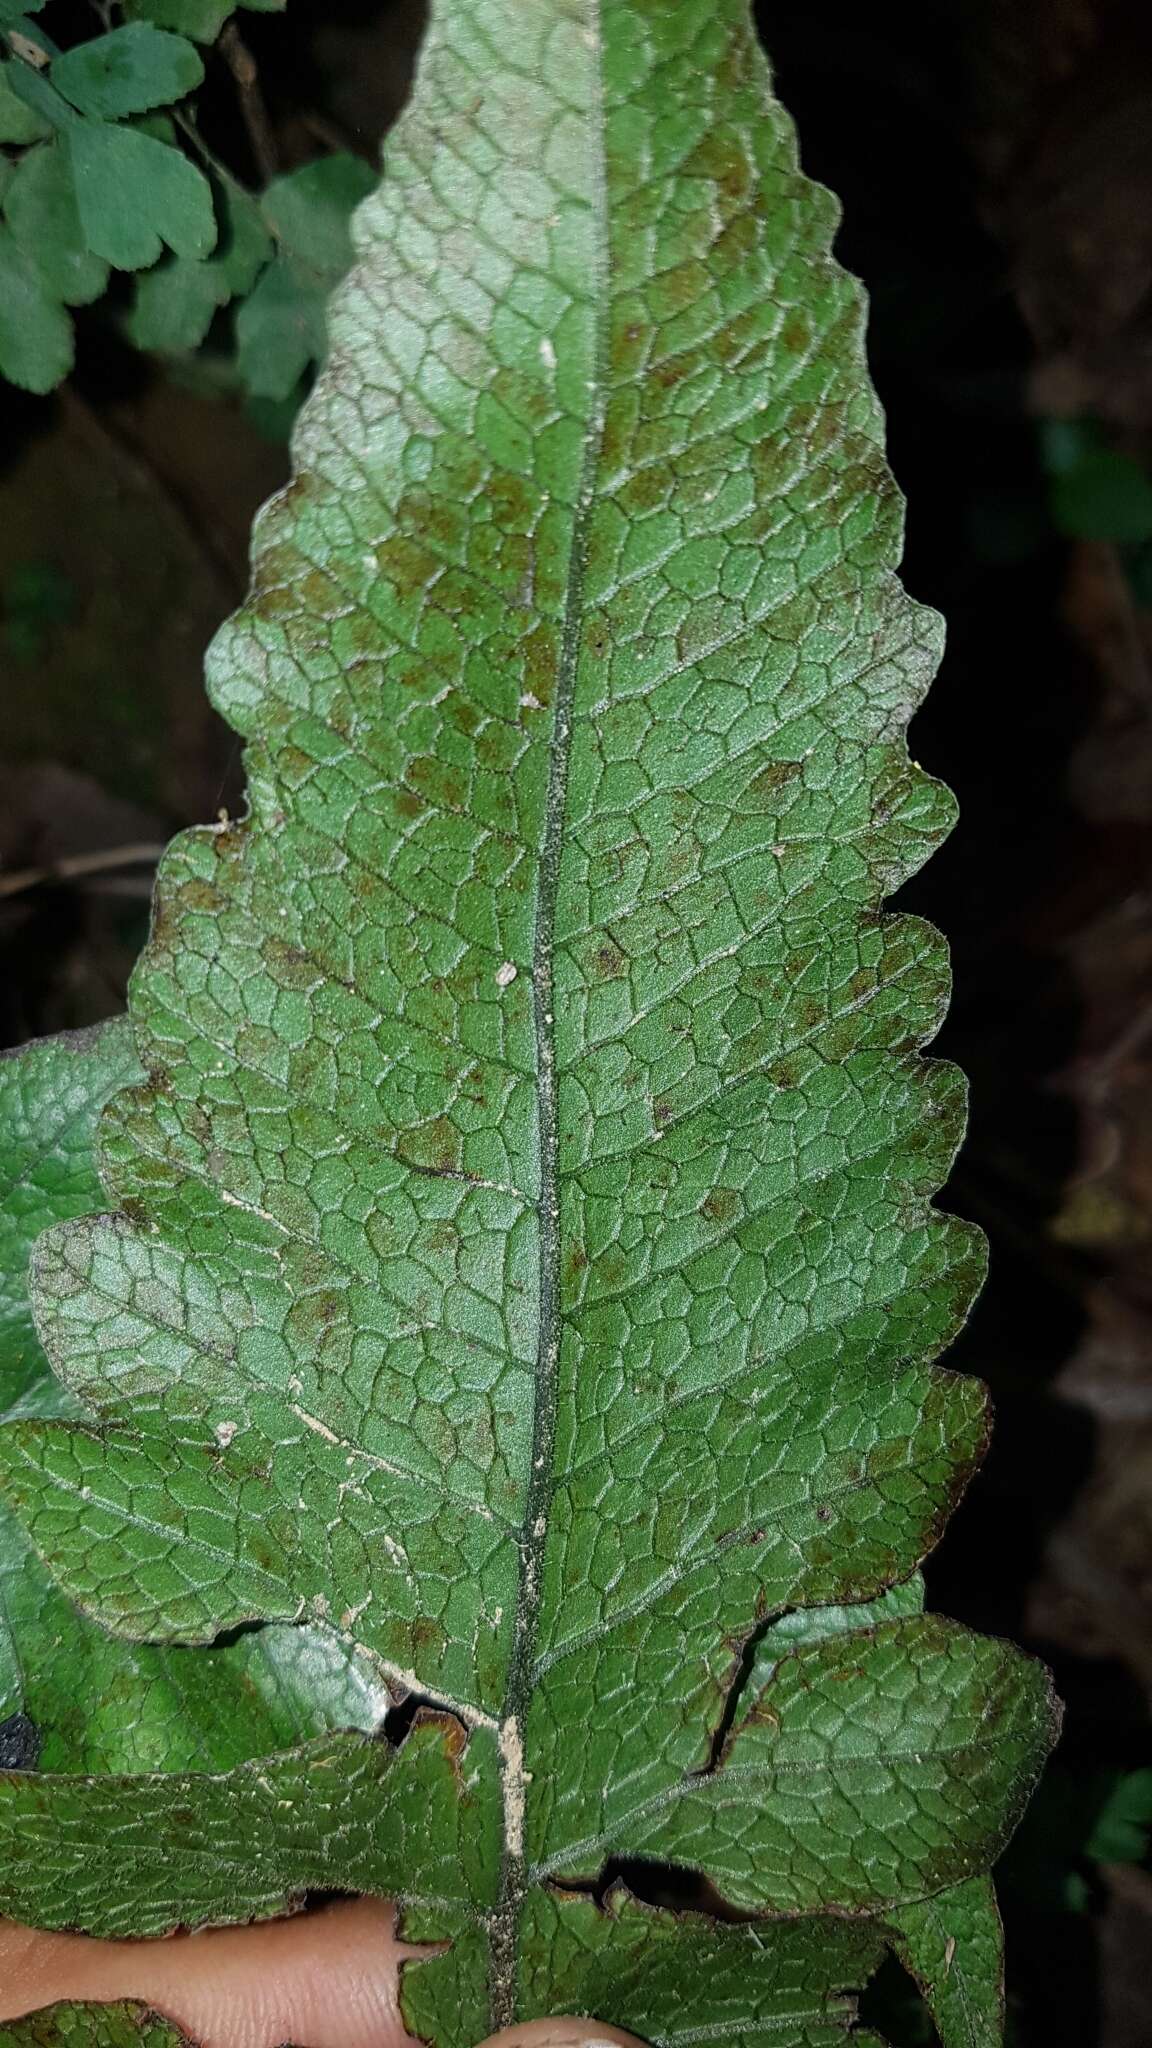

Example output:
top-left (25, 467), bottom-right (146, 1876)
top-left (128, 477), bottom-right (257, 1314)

top-left (488, 2), bottom-right (609, 2025)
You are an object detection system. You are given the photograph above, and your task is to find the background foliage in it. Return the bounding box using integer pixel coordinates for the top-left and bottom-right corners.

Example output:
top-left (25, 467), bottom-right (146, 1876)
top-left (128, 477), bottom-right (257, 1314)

top-left (0, 0), bottom-right (371, 415)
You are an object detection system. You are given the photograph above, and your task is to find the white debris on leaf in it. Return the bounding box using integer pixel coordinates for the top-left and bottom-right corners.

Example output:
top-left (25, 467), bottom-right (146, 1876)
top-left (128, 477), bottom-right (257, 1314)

top-left (498, 1715), bottom-right (527, 1857)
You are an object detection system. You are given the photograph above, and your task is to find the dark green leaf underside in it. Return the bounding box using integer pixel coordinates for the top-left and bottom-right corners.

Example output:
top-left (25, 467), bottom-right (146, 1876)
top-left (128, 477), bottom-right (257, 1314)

top-left (0, 2006), bottom-right (189, 2047)
top-left (0, 1027), bottom-right (390, 1776)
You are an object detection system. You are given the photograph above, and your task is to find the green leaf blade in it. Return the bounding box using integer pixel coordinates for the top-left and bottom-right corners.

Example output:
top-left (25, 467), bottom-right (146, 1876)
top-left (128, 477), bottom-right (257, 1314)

top-left (0, 58), bottom-right (49, 141)
top-left (512, 1893), bottom-right (889, 2048)
top-left (63, 121), bottom-right (215, 269)
top-left (126, 252), bottom-right (230, 352)
top-left (127, 179), bottom-right (272, 355)
top-left (123, 1), bottom-right (283, 38)
top-left (540, 1617), bottom-right (1057, 1914)
top-left (0, 0), bottom-right (1059, 2036)
top-left (0, 2005), bottom-right (190, 2047)
top-left (0, 1029), bottom-right (393, 1790)
top-left (0, 1025), bottom-right (137, 1405)
top-left (25, 0), bottom-right (985, 1703)
top-left (261, 154), bottom-right (377, 286)
top-left (886, 1876), bottom-right (1005, 2048)
top-left (0, 225), bottom-right (72, 392)
top-left (0, 1721), bottom-right (498, 1937)
top-left (122, 1), bottom-right (234, 42)
top-left (234, 253), bottom-right (327, 398)
top-left (51, 26), bottom-right (203, 120)
top-left (4, 142), bottom-right (109, 306)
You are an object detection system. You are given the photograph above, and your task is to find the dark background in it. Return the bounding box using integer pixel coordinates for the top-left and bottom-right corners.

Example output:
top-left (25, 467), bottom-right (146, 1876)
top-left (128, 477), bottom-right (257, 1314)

top-left (2, 3), bottom-right (1151, 2042)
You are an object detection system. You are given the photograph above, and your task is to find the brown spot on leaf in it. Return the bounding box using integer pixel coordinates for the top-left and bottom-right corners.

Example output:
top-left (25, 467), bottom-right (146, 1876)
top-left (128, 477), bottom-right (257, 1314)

top-left (397, 1116), bottom-right (463, 1177)
top-left (411, 1615), bottom-right (447, 1659)
top-left (599, 1250), bottom-right (629, 1290)
top-left (409, 755), bottom-right (466, 811)
top-left (781, 311), bottom-right (813, 357)
top-left (448, 693), bottom-right (481, 736)
top-left (520, 621), bottom-right (557, 705)
top-left (683, 128), bottom-right (754, 206)
top-left (173, 878), bottom-right (227, 916)
top-left (299, 567), bottom-right (343, 614)
top-left (375, 532), bottom-right (441, 593)
top-left (767, 1054), bottom-right (805, 1089)
top-left (262, 938), bottom-right (316, 991)
top-left (618, 463), bottom-right (671, 515)
top-left (748, 758), bottom-right (802, 804)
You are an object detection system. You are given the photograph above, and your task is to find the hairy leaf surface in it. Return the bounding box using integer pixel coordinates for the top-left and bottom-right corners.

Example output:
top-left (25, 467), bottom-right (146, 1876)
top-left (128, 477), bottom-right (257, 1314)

top-left (0, 1), bottom-right (1058, 2040)
top-left (885, 1877), bottom-right (1005, 2048)
top-left (0, 1028), bottom-right (388, 1776)
top-left (0, 1028), bottom-right (139, 1414)
top-left (0, 2006), bottom-right (188, 2048)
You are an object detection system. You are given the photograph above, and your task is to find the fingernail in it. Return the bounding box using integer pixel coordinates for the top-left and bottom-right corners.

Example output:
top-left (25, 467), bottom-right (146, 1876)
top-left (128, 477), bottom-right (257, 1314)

top-left (473, 2019), bottom-right (648, 2048)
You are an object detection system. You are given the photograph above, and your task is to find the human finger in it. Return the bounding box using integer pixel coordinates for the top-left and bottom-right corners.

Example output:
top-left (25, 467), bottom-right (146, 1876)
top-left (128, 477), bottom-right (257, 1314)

top-left (0, 1895), bottom-right (413, 2048)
